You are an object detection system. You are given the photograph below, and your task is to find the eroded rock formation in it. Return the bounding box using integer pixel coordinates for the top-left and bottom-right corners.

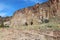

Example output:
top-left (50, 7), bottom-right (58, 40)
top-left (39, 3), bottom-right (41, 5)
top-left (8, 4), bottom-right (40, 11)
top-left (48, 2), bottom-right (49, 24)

top-left (10, 0), bottom-right (60, 27)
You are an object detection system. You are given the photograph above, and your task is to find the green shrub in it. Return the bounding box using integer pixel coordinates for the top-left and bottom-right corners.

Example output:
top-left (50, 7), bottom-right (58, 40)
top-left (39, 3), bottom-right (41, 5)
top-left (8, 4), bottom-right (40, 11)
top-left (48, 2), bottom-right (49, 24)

top-left (0, 24), bottom-right (9, 28)
top-left (47, 25), bottom-right (52, 28)
top-left (44, 19), bottom-right (49, 23)
top-left (4, 25), bottom-right (9, 28)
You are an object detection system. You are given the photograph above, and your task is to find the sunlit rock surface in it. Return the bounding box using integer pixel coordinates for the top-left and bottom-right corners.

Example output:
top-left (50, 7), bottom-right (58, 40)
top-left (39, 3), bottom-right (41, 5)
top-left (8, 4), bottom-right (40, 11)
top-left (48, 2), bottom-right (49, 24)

top-left (10, 0), bottom-right (60, 27)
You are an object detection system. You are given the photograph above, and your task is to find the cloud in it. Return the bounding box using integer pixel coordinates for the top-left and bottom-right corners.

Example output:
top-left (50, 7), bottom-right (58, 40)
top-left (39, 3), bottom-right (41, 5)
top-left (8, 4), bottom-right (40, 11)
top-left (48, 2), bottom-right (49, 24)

top-left (24, 0), bottom-right (40, 3)
top-left (24, 0), bottom-right (48, 3)
top-left (0, 4), bottom-right (5, 11)
top-left (0, 3), bottom-right (14, 17)
top-left (0, 12), bottom-right (7, 17)
top-left (0, 4), bottom-right (7, 17)
top-left (24, 0), bottom-right (45, 3)
top-left (0, 3), bottom-right (11, 11)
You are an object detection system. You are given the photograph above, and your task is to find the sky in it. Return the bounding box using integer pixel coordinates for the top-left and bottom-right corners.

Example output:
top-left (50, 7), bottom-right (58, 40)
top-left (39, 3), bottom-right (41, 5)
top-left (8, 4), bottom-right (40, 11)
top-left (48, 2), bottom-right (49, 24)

top-left (0, 0), bottom-right (48, 17)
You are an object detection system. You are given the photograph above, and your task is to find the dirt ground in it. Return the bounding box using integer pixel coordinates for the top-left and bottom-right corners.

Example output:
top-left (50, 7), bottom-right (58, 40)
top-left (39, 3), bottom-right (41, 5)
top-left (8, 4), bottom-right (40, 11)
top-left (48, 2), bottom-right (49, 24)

top-left (0, 28), bottom-right (46, 40)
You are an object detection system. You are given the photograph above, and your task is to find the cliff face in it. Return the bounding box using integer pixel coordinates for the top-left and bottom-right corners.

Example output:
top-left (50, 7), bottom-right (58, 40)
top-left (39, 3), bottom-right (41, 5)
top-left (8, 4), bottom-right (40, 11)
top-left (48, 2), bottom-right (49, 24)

top-left (10, 0), bottom-right (60, 27)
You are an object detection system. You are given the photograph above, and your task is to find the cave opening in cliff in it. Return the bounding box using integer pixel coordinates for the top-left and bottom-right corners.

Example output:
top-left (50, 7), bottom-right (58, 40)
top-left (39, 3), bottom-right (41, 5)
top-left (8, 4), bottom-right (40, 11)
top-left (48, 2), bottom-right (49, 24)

top-left (31, 21), bottom-right (33, 25)
top-left (25, 22), bottom-right (28, 26)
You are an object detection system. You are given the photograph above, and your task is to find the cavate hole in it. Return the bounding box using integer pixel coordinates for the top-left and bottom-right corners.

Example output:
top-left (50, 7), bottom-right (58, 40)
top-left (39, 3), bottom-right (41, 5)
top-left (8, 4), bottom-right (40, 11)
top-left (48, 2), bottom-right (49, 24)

top-left (31, 21), bottom-right (33, 25)
top-left (25, 22), bottom-right (28, 26)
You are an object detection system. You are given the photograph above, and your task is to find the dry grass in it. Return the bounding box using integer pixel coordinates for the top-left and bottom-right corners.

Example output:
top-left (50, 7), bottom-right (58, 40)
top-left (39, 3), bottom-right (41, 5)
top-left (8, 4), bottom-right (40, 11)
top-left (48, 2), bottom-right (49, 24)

top-left (10, 22), bottom-right (60, 31)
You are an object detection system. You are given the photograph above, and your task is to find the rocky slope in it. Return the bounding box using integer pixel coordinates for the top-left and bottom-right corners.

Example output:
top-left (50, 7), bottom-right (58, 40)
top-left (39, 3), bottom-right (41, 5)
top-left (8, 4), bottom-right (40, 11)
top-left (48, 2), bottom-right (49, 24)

top-left (0, 0), bottom-right (60, 40)
top-left (0, 16), bottom-right (11, 26)
top-left (0, 27), bottom-right (60, 40)
top-left (10, 0), bottom-right (60, 27)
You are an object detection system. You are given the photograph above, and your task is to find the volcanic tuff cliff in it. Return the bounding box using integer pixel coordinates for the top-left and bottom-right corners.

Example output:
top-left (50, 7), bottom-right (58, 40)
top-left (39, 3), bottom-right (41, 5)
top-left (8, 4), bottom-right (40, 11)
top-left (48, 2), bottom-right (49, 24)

top-left (10, 0), bottom-right (60, 27)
